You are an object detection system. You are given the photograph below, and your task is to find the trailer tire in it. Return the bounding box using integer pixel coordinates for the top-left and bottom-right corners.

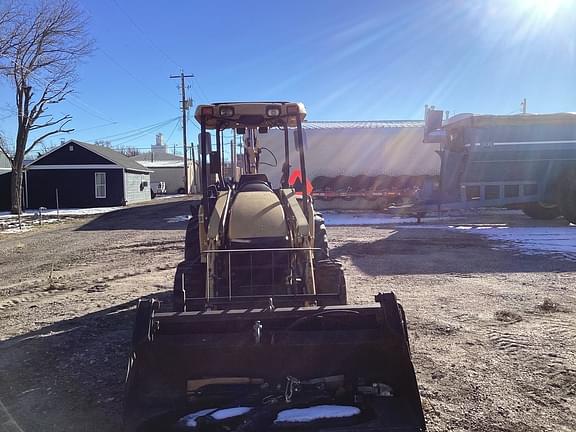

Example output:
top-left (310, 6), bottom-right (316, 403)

top-left (521, 202), bottom-right (561, 220)
top-left (313, 212), bottom-right (329, 261)
top-left (559, 169), bottom-right (576, 224)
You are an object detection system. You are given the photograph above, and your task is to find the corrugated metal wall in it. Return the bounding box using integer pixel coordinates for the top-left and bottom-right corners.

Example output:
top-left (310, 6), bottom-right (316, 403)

top-left (257, 127), bottom-right (440, 187)
top-left (125, 171), bottom-right (151, 204)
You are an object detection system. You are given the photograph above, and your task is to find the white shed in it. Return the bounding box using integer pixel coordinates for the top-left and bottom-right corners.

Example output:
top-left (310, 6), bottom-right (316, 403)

top-left (131, 153), bottom-right (198, 194)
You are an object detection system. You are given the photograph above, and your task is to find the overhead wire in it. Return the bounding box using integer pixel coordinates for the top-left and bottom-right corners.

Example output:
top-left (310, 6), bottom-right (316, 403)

top-left (109, 0), bottom-right (182, 70)
top-left (0, 55), bottom-right (118, 125)
top-left (99, 48), bottom-right (179, 110)
top-left (90, 116), bottom-right (179, 142)
top-left (166, 118), bottom-right (181, 143)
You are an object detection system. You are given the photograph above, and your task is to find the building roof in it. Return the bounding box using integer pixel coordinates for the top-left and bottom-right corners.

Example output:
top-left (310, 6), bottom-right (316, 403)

top-left (137, 160), bottom-right (185, 168)
top-left (131, 151), bottom-right (184, 162)
top-left (302, 120), bottom-right (424, 130)
top-left (76, 141), bottom-right (151, 172)
top-left (28, 140), bottom-right (152, 173)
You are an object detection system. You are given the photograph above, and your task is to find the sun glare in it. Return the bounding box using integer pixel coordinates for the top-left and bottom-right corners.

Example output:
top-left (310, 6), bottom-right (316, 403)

top-left (512, 0), bottom-right (570, 21)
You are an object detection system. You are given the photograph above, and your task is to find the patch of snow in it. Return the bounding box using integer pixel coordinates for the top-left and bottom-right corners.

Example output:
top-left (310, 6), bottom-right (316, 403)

top-left (178, 407), bottom-right (253, 427)
top-left (210, 407), bottom-right (252, 420)
top-left (324, 212), bottom-right (424, 226)
top-left (165, 214), bottom-right (190, 223)
top-left (449, 225), bottom-right (576, 260)
top-left (274, 405), bottom-right (361, 424)
top-left (155, 194), bottom-right (187, 200)
top-left (0, 206), bottom-right (122, 219)
top-left (179, 408), bottom-right (217, 427)
top-left (1, 226), bottom-right (33, 234)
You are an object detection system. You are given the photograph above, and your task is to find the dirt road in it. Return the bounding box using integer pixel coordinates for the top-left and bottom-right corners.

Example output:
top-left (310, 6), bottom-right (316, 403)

top-left (0, 197), bottom-right (574, 431)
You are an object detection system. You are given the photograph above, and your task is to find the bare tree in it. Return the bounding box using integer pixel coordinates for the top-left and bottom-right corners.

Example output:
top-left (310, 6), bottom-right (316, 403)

top-left (119, 146), bottom-right (141, 157)
top-left (0, 0), bottom-right (92, 213)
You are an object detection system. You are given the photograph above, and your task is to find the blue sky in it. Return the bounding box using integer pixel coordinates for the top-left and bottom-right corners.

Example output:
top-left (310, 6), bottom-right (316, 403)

top-left (1, 0), bottom-right (575, 155)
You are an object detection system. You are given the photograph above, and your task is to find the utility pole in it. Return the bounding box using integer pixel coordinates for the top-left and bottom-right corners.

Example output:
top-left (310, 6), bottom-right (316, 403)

top-left (170, 71), bottom-right (194, 194)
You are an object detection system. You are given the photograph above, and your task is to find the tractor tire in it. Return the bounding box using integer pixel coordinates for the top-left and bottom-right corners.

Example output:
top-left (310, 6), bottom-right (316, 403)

top-left (313, 212), bottom-right (329, 261)
top-left (559, 169), bottom-right (576, 224)
top-left (314, 259), bottom-right (347, 306)
top-left (184, 206), bottom-right (201, 261)
top-left (173, 260), bottom-right (206, 311)
top-left (522, 202), bottom-right (561, 220)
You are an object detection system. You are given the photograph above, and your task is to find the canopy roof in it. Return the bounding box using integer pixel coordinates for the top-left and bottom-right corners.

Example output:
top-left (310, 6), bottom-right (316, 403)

top-left (194, 102), bottom-right (306, 130)
top-left (443, 112), bottom-right (576, 130)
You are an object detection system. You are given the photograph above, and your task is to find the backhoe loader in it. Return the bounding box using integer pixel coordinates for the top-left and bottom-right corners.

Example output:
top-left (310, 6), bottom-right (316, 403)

top-left (123, 102), bottom-right (426, 431)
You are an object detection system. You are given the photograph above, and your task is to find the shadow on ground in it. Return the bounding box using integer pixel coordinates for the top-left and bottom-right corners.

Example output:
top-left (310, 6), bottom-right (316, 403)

top-left (77, 198), bottom-right (200, 232)
top-left (0, 290), bottom-right (172, 432)
top-left (329, 226), bottom-right (576, 276)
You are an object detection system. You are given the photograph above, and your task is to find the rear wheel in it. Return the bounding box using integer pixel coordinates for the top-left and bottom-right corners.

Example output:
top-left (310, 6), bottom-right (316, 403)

top-left (522, 202), bottom-right (561, 220)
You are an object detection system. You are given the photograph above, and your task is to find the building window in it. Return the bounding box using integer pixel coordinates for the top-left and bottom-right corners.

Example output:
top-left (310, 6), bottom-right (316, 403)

top-left (485, 185), bottom-right (500, 200)
top-left (504, 184), bottom-right (520, 198)
top-left (95, 172), bottom-right (106, 198)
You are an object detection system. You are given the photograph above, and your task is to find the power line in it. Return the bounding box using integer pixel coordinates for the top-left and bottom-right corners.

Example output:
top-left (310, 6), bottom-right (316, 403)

top-left (166, 118), bottom-right (181, 143)
top-left (193, 78), bottom-right (210, 102)
top-left (90, 116), bottom-right (179, 142)
top-left (109, 0), bottom-right (181, 69)
top-left (99, 48), bottom-right (178, 110)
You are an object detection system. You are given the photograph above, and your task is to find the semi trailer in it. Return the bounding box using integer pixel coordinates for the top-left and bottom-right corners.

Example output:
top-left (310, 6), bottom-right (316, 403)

top-left (257, 120), bottom-right (441, 210)
top-left (423, 107), bottom-right (576, 222)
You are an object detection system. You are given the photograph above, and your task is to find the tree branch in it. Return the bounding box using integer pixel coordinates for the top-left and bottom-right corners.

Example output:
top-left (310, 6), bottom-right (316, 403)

top-left (26, 118), bottom-right (74, 155)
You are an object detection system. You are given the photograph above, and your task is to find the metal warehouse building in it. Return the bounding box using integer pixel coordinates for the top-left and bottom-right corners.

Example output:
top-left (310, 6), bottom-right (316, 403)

top-left (25, 140), bottom-right (152, 209)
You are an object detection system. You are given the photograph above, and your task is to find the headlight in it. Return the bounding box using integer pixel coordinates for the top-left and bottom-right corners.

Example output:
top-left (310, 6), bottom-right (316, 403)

top-left (286, 104), bottom-right (300, 115)
top-left (266, 105), bottom-right (281, 117)
top-left (219, 106), bottom-right (235, 117)
top-left (200, 106), bottom-right (214, 116)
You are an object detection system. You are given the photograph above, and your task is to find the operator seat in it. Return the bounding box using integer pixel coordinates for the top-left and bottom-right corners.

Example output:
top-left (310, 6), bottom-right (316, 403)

top-left (236, 174), bottom-right (272, 192)
top-left (225, 173), bottom-right (290, 297)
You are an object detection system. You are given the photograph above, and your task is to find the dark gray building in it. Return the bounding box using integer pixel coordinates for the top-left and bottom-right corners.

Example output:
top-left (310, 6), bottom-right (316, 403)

top-left (0, 152), bottom-right (11, 211)
top-left (25, 140), bottom-right (152, 209)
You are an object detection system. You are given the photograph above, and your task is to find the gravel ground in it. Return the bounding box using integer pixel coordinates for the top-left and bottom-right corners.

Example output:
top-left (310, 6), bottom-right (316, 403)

top-left (0, 197), bottom-right (574, 432)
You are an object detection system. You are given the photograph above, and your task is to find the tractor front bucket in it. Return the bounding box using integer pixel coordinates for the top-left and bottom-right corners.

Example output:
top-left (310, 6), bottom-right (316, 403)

top-left (123, 293), bottom-right (426, 432)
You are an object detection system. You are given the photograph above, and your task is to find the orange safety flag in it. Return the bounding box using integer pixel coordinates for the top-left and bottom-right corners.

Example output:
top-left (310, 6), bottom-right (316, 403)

top-left (288, 169), bottom-right (313, 195)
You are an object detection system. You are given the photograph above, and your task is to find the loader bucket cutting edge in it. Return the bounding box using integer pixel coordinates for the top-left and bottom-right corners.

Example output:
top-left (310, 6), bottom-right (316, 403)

top-left (123, 294), bottom-right (426, 432)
